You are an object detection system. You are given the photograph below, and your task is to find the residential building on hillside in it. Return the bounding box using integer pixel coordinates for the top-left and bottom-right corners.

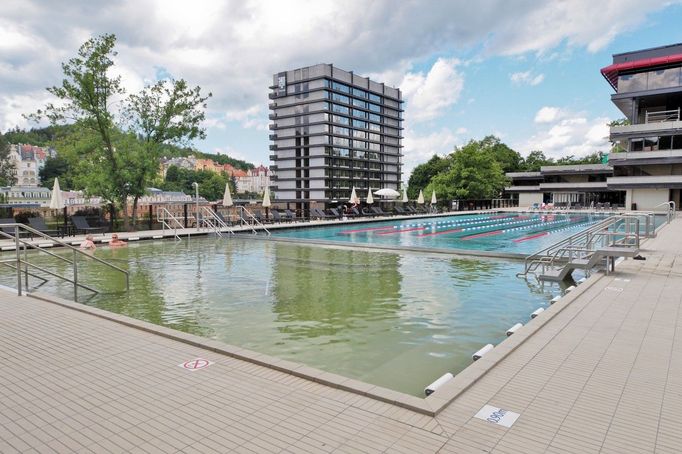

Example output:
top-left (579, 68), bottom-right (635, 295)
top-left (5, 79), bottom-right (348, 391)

top-left (269, 64), bottom-right (403, 211)
top-left (236, 164), bottom-right (271, 194)
top-left (8, 144), bottom-right (56, 187)
top-left (0, 186), bottom-right (51, 206)
top-left (602, 42), bottom-right (682, 210)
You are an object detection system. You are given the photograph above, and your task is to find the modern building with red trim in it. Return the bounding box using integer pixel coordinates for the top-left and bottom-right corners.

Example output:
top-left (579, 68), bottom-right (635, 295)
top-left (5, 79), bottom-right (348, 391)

top-left (602, 43), bottom-right (682, 210)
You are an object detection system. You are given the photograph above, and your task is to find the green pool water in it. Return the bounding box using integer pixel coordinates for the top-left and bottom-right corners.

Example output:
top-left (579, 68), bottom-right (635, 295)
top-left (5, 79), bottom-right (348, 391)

top-left (0, 237), bottom-right (561, 396)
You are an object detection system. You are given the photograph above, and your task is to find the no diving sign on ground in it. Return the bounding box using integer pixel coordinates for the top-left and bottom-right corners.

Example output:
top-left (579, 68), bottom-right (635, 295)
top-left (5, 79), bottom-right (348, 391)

top-left (474, 404), bottom-right (520, 428)
top-left (178, 358), bottom-right (214, 371)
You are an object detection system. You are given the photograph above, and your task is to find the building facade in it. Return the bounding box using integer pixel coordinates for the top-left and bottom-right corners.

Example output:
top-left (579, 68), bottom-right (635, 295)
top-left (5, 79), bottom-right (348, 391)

top-left (8, 144), bottom-right (55, 187)
top-left (236, 165), bottom-right (271, 194)
top-left (506, 164), bottom-right (624, 207)
top-left (268, 64), bottom-right (403, 211)
top-left (602, 43), bottom-right (682, 210)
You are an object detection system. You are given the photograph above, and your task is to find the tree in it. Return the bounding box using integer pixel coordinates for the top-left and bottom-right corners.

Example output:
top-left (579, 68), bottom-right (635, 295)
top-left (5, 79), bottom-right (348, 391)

top-left (39, 155), bottom-right (72, 189)
top-left (30, 33), bottom-right (210, 230)
top-left (0, 131), bottom-right (16, 186)
top-left (426, 140), bottom-right (507, 200)
top-left (521, 150), bottom-right (553, 171)
top-left (479, 135), bottom-right (523, 173)
top-left (407, 155), bottom-right (450, 198)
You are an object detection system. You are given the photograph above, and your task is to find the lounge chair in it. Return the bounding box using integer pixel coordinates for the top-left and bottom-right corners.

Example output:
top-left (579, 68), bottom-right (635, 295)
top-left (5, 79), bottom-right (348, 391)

top-left (371, 207), bottom-right (389, 216)
top-left (284, 209), bottom-right (300, 222)
top-left (71, 216), bottom-right (105, 235)
top-left (28, 217), bottom-right (61, 238)
top-left (311, 208), bottom-right (333, 220)
top-left (272, 210), bottom-right (289, 223)
top-left (328, 208), bottom-right (342, 219)
top-left (394, 206), bottom-right (407, 215)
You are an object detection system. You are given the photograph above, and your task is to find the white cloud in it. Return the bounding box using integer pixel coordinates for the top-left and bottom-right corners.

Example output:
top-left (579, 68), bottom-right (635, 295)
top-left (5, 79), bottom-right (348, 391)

top-left (399, 58), bottom-right (464, 123)
top-left (402, 127), bottom-right (465, 179)
top-left (510, 70), bottom-right (545, 86)
top-left (519, 108), bottom-right (611, 159)
top-left (534, 106), bottom-right (564, 123)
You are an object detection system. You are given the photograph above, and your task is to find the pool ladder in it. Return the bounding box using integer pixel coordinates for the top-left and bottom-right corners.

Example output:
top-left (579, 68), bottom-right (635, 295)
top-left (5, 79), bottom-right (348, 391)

top-left (0, 223), bottom-right (129, 301)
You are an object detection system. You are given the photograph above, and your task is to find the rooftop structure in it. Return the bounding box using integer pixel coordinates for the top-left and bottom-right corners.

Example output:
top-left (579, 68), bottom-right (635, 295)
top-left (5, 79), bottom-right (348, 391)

top-left (268, 64), bottom-right (403, 211)
top-left (602, 43), bottom-right (682, 210)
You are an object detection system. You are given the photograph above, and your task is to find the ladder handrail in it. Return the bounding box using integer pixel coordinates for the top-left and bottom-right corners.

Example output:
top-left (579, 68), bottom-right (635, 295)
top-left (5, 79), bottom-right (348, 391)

top-left (157, 207), bottom-right (188, 240)
top-left (0, 223), bottom-right (129, 298)
top-left (652, 201), bottom-right (676, 223)
top-left (238, 206), bottom-right (271, 235)
top-left (200, 207), bottom-right (234, 237)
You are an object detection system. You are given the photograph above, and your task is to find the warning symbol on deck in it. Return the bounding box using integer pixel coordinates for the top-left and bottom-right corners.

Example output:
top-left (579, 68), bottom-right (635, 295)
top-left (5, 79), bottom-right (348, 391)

top-left (474, 404), bottom-right (520, 428)
top-left (178, 358), bottom-right (214, 371)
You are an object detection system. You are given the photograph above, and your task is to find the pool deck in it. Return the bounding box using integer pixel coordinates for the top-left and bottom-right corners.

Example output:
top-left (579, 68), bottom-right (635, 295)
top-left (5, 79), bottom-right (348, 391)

top-left (1, 216), bottom-right (681, 452)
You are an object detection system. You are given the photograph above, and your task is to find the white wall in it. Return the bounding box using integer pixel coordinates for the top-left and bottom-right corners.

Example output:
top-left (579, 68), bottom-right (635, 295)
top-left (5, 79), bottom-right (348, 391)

top-left (626, 188), bottom-right (670, 210)
top-left (519, 192), bottom-right (543, 208)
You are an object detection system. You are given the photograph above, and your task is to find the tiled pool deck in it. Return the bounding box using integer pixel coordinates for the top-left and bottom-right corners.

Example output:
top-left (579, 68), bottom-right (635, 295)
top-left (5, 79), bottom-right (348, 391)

top-left (1, 215), bottom-right (681, 453)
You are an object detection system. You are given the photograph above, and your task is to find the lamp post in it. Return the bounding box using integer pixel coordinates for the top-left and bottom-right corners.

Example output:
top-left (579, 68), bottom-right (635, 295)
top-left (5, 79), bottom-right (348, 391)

top-left (193, 182), bottom-right (199, 230)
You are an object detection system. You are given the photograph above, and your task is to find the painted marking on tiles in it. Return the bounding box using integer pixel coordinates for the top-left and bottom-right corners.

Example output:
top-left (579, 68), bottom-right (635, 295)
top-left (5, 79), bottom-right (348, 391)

top-left (474, 405), bottom-right (520, 428)
top-left (152, 235), bottom-right (163, 239)
top-left (604, 286), bottom-right (623, 292)
top-left (614, 277), bottom-right (631, 282)
top-left (179, 358), bottom-right (214, 371)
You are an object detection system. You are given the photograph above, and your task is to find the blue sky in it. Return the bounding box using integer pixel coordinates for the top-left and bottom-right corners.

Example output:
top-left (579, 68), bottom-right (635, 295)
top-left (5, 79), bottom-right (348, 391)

top-left (2, 0), bottom-right (682, 179)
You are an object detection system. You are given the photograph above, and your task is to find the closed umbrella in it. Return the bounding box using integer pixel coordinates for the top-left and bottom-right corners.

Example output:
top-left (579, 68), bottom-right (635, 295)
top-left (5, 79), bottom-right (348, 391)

top-left (417, 190), bottom-right (425, 205)
top-left (262, 189), bottom-right (271, 220)
top-left (402, 187), bottom-right (408, 203)
top-left (431, 190), bottom-right (437, 205)
top-left (349, 187), bottom-right (359, 205)
top-left (366, 188), bottom-right (374, 204)
top-left (50, 178), bottom-right (67, 235)
top-left (222, 183), bottom-right (233, 207)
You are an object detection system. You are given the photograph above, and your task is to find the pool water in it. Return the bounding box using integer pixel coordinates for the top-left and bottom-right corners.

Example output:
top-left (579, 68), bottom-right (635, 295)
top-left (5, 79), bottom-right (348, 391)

top-left (0, 237), bottom-right (562, 396)
top-left (271, 212), bottom-right (627, 254)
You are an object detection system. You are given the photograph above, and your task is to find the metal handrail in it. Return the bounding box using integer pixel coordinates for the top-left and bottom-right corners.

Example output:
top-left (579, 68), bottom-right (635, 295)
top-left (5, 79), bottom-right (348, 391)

top-left (199, 207), bottom-right (234, 237)
top-left (517, 215), bottom-right (640, 278)
top-left (0, 223), bottom-right (129, 299)
top-left (157, 207), bottom-right (188, 240)
top-left (645, 108), bottom-right (680, 123)
top-left (238, 206), bottom-right (271, 235)
top-left (652, 201), bottom-right (676, 223)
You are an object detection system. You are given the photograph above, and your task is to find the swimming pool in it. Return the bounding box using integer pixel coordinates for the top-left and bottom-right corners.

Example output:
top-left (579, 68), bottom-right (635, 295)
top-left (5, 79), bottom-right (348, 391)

top-left (270, 211), bottom-right (666, 255)
top-left (0, 237), bottom-right (561, 396)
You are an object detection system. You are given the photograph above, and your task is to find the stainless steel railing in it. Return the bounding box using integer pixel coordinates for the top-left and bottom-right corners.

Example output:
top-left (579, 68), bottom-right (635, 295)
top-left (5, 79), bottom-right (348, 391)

top-left (0, 223), bottom-right (129, 300)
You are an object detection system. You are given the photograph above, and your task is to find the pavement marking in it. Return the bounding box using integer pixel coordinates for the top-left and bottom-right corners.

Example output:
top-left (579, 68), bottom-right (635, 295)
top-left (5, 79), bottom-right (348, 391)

top-left (474, 404), bottom-right (520, 428)
top-left (604, 286), bottom-right (624, 292)
top-left (178, 358), bottom-right (214, 371)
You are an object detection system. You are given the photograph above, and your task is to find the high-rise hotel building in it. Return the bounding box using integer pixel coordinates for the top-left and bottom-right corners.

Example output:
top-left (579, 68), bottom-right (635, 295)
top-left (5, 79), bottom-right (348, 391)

top-left (268, 64), bottom-right (403, 211)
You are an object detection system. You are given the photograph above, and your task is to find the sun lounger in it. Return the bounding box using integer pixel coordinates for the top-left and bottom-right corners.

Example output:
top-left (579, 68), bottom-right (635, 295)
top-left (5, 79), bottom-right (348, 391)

top-left (71, 216), bottom-right (105, 235)
top-left (28, 217), bottom-right (61, 237)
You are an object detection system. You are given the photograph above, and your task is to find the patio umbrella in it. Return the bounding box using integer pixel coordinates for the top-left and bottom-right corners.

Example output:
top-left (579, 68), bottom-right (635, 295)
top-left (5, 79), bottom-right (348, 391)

top-left (222, 183), bottom-right (233, 207)
top-left (417, 190), bottom-right (425, 205)
top-left (262, 188), bottom-right (271, 219)
top-left (49, 178), bottom-right (67, 234)
top-left (431, 190), bottom-right (437, 205)
top-left (374, 188), bottom-right (401, 198)
top-left (402, 187), bottom-right (409, 203)
top-left (349, 186), bottom-right (359, 205)
top-left (366, 188), bottom-right (374, 204)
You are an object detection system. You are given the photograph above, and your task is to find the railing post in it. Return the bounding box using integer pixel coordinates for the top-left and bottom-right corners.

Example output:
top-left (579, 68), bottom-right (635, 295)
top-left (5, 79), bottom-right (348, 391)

top-left (73, 249), bottom-right (78, 302)
top-left (23, 242), bottom-right (28, 289)
top-left (15, 226), bottom-right (21, 296)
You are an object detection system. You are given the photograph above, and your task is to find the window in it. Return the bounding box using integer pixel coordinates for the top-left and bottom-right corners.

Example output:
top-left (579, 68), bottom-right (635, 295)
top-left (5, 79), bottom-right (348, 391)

top-left (332, 81), bottom-right (350, 93)
top-left (332, 104), bottom-right (349, 114)
top-left (674, 135), bottom-right (682, 150)
top-left (332, 137), bottom-right (349, 147)
top-left (353, 130), bottom-right (367, 139)
top-left (368, 142), bottom-right (380, 151)
top-left (369, 113), bottom-right (381, 122)
top-left (352, 119), bottom-right (367, 129)
top-left (353, 150), bottom-right (367, 159)
top-left (331, 92), bottom-right (349, 104)
top-left (630, 139), bottom-right (643, 152)
top-left (368, 133), bottom-right (380, 142)
top-left (368, 122), bottom-right (381, 132)
top-left (333, 114), bottom-right (350, 125)
top-left (333, 126), bottom-right (350, 136)
top-left (354, 141), bottom-right (368, 149)
top-left (643, 137), bottom-right (659, 151)
top-left (352, 88), bottom-right (367, 98)
top-left (352, 98), bottom-right (366, 108)
top-left (368, 152), bottom-right (380, 161)
top-left (368, 103), bottom-right (381, 113)
top-left (369, 93), bottom-right (381, 103)
top-left (352, 109), bottom-right (367, 119)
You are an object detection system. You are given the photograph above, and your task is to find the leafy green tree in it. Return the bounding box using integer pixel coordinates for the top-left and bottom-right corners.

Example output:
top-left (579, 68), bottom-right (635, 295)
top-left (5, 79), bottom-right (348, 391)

top-left (479, 135), bottom-right (523, 173)
top-left (29, 33), bottom-right (210, 230)
top-left (0, 131), bottom-right (16, 186)
top-left (426, 140), bottom-right (507, 200)
top-left (407, 155), bottom-right (450, 198)
top-left (39, 155), bottom-right (72, 189)
top-left (521, 150), bottom-right (554, 171)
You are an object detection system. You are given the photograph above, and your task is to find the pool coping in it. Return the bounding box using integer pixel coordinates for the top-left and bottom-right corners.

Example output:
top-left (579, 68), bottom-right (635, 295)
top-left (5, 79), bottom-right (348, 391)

top-left (26, 269), bottom-right (603, 417)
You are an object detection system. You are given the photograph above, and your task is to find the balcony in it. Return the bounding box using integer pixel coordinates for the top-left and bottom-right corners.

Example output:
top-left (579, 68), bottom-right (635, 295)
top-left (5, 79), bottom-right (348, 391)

top-left (268, 102), bottom-right (276, 109)
top-left (268, 113), bottom-right (277, 120)
top-left (269, 134), bottom-right (277, 141)
top-left (269, 154), bottom-right (277, 160)
top-left (268, 124), bottom-right (276, 130)
top-left (504, 185), bottom-right (541, 192)
top-left (269, 144), bottom-right (277, 151)
top-left (610, 119), bottom-right (682, 140)
top-left (268, 93), bottom-right (277, 100)
top-left (609, 149), bottom-right (682, 163)
top-left (607, 175), bottom-right (682, 188)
